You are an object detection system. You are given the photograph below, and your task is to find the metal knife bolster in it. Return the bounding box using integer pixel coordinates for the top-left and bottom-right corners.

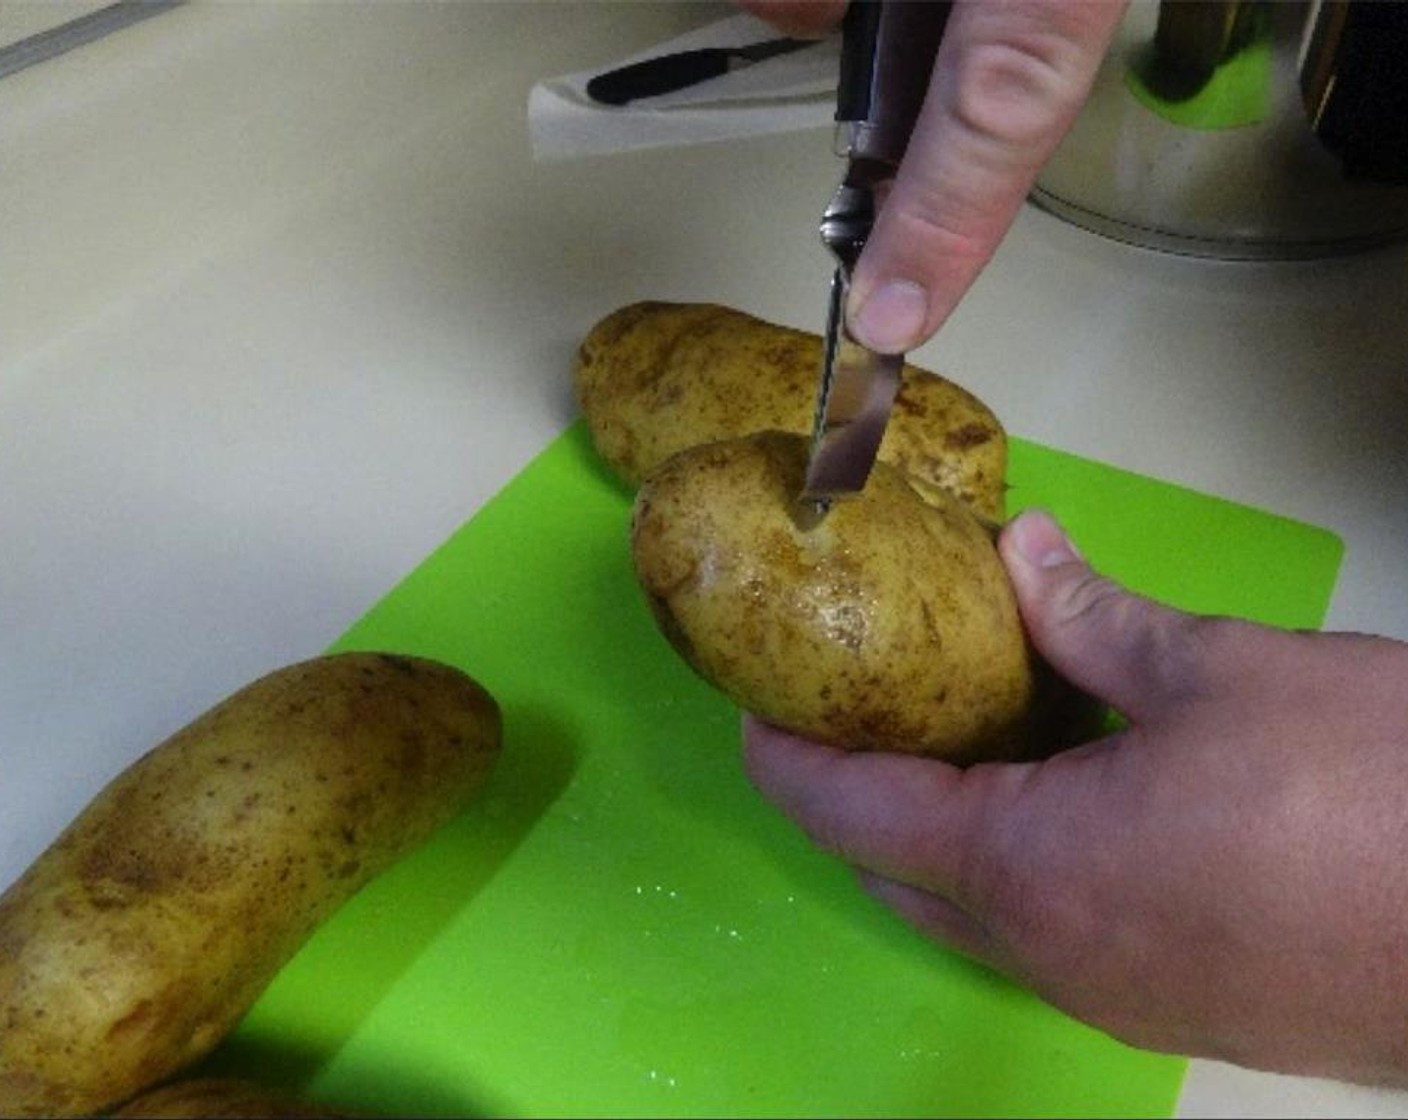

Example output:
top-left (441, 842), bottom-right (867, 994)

top-left (835, 1), bottom-right (951, 165)
top-left (801, 164), bottom-right (900, 505)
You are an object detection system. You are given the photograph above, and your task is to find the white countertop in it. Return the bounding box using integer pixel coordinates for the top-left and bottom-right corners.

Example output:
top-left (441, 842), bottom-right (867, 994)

top-left (3, 3), bottom-right (1407, 1116)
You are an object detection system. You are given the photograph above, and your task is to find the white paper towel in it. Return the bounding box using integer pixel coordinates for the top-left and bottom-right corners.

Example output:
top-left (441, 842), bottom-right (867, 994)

top-left (528, 13), bottom-right (838, 161)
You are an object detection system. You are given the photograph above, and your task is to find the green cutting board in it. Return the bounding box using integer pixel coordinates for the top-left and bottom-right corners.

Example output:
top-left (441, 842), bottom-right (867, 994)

top-left (205, 421), bottom-right (1343, 1118)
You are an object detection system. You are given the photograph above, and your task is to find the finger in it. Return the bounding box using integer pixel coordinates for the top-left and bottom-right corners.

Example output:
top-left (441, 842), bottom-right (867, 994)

top-left (742, 714), bottom-right (1022, 906)
top-left (857, 869), bottom-right (1013, 973)
top-left (735, 0), bottom-right (846, 38)
top-left (847, 0), bottom-right (1125, 354)
top-left (999, 509), bottom-right (1212, 723)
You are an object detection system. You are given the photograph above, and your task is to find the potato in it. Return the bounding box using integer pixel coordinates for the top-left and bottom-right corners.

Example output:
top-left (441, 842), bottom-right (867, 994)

top-left (0, 653), bottom-right (501, 1119)
top-left (111, 1077), bottom-right (354, 1118)
top-left (575, 302), bottom-right (1007, 520)
top-left (631, 431), bottom-right (1098, 762)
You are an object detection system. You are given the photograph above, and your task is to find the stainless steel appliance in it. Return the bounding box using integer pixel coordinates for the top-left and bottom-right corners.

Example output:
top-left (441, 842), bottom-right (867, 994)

top-left (1032, 0), bottom-right (1408, 258)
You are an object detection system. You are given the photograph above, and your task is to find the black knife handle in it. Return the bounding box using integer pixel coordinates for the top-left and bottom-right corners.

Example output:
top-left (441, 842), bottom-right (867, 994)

top-left (836, 0), bottom-right (951, 165)
top-left (586, 48), bottom-right (734, 106)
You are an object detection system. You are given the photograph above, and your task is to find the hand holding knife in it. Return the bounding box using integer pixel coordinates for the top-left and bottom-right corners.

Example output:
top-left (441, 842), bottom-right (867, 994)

top-left (802, 1), bottom-right (950, 515)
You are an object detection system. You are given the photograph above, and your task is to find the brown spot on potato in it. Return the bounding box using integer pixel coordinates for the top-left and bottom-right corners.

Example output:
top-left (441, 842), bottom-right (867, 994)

top-left (106, 1000), bottom-right (155, 1041)
top-left (646, 592), bottom-right (699, 669)
top-left (378, 653), bottom-right (420, 677)
top-left (944, 422), bottom-right (995, 450)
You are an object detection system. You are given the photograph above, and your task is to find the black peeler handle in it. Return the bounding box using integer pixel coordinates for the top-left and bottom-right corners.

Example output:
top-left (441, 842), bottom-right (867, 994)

top-left (835, 0), bottom-right (951, 166)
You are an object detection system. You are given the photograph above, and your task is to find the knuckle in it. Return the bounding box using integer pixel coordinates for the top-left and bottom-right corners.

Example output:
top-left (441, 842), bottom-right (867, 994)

top-left (1147, 612), bottom-right (1235, 705)
top-left (1052, 574), bottom-right (1225, 709)
top-left (947, 24), bottom-right (1094, 154)
top-left (977, 853), bottom-right (1146, 1028)
top-left (807, 812), bottom-right (853, 861)
top-left (948, 759), bottom-right (1129, 996)
top-left (882, 198), bottom-right (992, 268)
top-left (1049, 570), bottom-right (1127, 632)
top-left (950, 769), bottom-right (1092, 974)
top-left (973, 851), bottom-right (1099, 984)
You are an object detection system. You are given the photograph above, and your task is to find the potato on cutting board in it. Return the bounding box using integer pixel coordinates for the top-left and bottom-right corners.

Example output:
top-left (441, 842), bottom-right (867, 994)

top-left (575, 301), bottom-right (1008, 521)
top-left (0, 652), bottom-right (501, 1119)
top-left (111, 1077), bottom-right (354, 1118)
top-left (631, 431), bottom-right (1099, 763)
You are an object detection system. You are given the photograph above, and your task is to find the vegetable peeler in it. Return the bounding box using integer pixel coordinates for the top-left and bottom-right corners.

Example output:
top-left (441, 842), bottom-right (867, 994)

top-left (802, 1), bottom-right (950, 513)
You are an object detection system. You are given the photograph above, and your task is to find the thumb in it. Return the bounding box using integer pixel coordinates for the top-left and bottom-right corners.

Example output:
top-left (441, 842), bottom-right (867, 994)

top-left (734, 0), bottom-right (846, 38)
top-left (846, 1), bottom-right (1124, 354)
top-left (998, 509), bottom-right (1209, 724)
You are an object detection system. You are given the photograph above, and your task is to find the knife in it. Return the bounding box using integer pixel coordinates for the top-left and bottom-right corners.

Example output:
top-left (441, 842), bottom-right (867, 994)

top-left (802, 1), bottom-right (950, 512)
top-left (585, 36), bottom-right (817, 106)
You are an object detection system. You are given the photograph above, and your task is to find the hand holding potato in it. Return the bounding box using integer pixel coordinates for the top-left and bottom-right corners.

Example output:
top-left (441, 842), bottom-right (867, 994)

top-left (745, 510), bottom-right (1408, 1087)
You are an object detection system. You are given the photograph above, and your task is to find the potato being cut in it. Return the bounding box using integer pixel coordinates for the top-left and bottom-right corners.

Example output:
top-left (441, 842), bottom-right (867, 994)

top-left (576, 302), bottom-right (1007, 520)
top-left (0, 653), bottom-right (501, 1119)
top-left (631, 431), bottom-right (1098, 762)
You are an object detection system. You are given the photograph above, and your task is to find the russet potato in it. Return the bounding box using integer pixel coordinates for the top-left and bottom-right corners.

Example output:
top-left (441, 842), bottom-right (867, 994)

top-left (111, 1077), bottom-right (354, 1118)
top-left (0, 653), bottom-right (500, 1119)
top-left (576, 302), bottom-right (1007, 520)
top-left (631, 431), bottom-right (1098, 762)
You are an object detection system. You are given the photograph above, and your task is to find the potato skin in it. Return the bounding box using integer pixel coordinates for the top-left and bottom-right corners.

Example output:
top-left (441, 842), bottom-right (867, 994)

top-left (0, 653), bottom-right (501, 1119)
top-left (111, 1078), bottom-right (353, 1118)
top-left (631, 432), bottom-right (1095, 762)
top-left (576, 302), bottom-right (1007, 520)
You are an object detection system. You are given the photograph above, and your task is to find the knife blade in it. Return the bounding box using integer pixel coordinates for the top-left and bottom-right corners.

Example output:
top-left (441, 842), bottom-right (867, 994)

top-left (585, 37), bottom-right (816, 106)
top-left (802, 1), bottom-right (950, 513)
top-left (802, 198), bottom-right (902, 505)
